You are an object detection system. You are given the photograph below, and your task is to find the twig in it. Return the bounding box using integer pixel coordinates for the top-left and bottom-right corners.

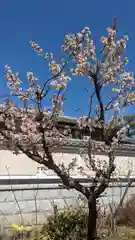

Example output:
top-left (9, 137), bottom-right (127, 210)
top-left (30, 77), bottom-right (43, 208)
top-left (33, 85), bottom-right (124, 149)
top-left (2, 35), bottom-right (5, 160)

top-left (114, 177), bottom-right (135, 218)
top-left (88, 91), bottom-right (95, 118)
top-left (6, 166), bottom-right (24, 225)
top-left (33, 176), bottom-right (40, 240)
top-left (0, 209), bottom-right (11, 226)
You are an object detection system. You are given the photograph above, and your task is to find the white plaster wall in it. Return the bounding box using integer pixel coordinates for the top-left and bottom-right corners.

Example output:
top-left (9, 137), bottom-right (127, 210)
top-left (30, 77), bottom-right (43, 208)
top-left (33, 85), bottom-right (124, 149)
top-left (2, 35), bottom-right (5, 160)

top-left (0, 150), bottom-right (135, 177)
top-left (0, 150), bottom-right (38, 175)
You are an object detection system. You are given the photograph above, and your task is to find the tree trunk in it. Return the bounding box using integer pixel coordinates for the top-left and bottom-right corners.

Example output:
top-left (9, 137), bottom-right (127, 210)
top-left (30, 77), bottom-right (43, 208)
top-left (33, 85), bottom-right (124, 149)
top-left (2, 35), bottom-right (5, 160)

top-left (87, 195), bottom-right (97, 240)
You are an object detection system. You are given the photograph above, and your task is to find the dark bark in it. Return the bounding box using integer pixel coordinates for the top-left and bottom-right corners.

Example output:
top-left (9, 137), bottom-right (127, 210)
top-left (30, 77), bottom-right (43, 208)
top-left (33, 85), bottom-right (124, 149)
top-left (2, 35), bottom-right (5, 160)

top-left (87, 195), bottom-right (97, 240)
top-left (92, 74), bottom-right (104, 123)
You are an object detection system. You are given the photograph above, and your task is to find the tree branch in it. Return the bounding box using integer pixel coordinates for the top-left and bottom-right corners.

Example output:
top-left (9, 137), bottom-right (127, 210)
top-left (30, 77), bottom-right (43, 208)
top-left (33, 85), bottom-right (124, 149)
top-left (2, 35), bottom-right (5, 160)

top-left (92, 74), bottom-right (104, 123)
top-left (95, 150), bottom-right (115, 198)
top-left (39, 124), bottom-right (90, 196)
top-left (88, 91), bottom-right (95, 118)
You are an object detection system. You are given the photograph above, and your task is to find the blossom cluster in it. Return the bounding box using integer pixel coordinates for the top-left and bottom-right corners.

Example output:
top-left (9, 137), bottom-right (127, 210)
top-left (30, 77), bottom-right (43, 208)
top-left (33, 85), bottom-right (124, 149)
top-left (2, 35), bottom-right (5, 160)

top-left (49, 61), bottom-right (71, 90)
top-left (5, 66), bottom-right (40, 102)
top-left (2, 23), bottom-right (135, 158)
top-left (62, 26), bottom-right (135, 119)
top-left (4, 65), bottom-right (24, 99)
top-left (0, 100), bottom-right (66, 149)
top-left (30, 41), bottom-right (53, 60)
top-left (30, 41), bottom-right (70, 90)
top-left (27, 72), bottom-right (38, 86)
top-left (30, 41), bottom-right (44, 56)
top-left (62, 27), bottom-right (96, 76)
top-left (52, 94), bottom-right (64, 116)
top-left (62, 27), bottom-right (96, 59)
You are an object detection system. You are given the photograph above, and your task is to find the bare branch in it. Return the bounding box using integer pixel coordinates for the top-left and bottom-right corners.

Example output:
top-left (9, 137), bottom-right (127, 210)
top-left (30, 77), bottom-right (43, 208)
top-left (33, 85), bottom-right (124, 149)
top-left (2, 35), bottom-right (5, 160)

top-left (95, 150), bottom-right (115, 198)
top-left (38, 124), bottom-right (90, 196)
top-left (88, 91), bottom-right (95, 118)
top-left (6, 166), bottom-right (24, 225)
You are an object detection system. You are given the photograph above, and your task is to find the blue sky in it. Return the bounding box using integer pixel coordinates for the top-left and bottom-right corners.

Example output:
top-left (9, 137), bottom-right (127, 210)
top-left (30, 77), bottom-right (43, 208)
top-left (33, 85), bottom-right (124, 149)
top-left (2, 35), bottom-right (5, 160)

top-left (0, 0), bottom-right (135, 118)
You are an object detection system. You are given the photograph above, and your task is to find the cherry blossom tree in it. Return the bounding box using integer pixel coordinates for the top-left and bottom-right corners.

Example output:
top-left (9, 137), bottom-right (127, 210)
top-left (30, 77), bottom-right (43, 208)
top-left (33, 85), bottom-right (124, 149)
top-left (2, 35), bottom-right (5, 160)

top-left (0, 19), bottom-right (135, 239)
